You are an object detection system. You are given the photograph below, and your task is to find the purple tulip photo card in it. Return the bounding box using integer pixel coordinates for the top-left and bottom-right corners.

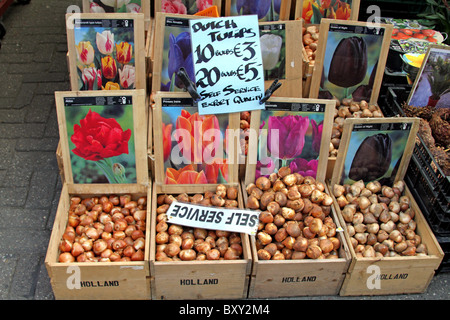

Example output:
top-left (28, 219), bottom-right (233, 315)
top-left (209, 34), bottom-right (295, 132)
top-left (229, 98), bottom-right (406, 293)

top-left (259, 20), bottom-right (303, 98)
top-left (330, 117), bottom-right (419, 188)
top-left (225, 0), bottom-right (291, 21)
top-left (151, 12), bottom-right (208, 94)
top-left (66, 13), bottom-right (146, 92)
top-left (54, 90), bottom-right (149, 186)
top-left (310, 19), bottom-right (392, 104)
top-left (244, 97), bottom-right (336, 185)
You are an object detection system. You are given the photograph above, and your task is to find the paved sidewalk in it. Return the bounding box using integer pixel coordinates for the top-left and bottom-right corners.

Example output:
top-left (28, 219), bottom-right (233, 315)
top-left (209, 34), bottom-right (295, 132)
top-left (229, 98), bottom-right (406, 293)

top-left (0, 0), bottom-right (77, 300)
top-left (0, 0), bottom-right (448, 301)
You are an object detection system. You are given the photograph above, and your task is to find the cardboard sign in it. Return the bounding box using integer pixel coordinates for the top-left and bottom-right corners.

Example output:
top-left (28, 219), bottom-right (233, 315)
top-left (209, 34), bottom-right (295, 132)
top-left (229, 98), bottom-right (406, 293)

top-left (189, 15), bottom-right (265, 115)
top-left (166, 202), bottom-right (259, 236)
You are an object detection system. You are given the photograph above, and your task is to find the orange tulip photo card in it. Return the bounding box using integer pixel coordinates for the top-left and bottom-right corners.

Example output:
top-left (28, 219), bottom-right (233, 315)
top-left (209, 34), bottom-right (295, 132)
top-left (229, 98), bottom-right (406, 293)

top-left (330, 117), bottom-right (419, 189)
top-left (244, 97), bottom-right (335, 186)
top-left (294, 0), bottom-right (360, 23)
top-left (309, 19), bottom-right (392, 105)
top-left (82, 0), bottom-right (151, 22)
top-left (66, 13), bottom-right (146, 92)
top-left (154, 0), bottom-right (222, 16)
top-left (152, 92), bottom-right (241, 194)
top-left (54, 90), bottom-right (149, 186)
top-left (224, 0), bottom-right (291, 21)
top-left (258, 19), bottom-right (303, 98)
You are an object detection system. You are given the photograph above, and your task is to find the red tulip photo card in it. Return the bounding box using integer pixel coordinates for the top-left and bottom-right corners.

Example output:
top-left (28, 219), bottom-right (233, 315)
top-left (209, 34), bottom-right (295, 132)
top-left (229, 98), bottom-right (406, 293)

top-left (153, 92), bottom-right (240, 193)
top-left (66, 13), bottom-right (146, 92)
top-left (55, 90), bottom-right (148, 185)
top-left (244, 97), bottom-right (335, 185)
top-left (330, 117), bottom-right (419, 188)
top-left (310, 19), bottom-right (392, 104)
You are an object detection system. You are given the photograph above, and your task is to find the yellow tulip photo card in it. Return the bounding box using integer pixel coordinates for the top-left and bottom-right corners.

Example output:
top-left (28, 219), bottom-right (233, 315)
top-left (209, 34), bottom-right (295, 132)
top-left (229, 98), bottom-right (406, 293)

top-left (66, 13), bottom-right (146, 92)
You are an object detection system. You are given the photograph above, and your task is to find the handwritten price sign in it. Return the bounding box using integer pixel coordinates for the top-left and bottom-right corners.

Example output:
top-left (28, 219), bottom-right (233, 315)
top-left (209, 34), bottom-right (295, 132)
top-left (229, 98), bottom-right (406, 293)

top-left (189, 15), bottom-right (265, 115)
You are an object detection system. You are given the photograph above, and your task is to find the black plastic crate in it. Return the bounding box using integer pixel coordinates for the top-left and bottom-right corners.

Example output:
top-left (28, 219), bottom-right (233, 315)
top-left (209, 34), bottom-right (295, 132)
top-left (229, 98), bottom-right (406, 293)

top-left (435, 235), bottom-right (450, 273)
top-left (382, 87), bottom-right (450, 235)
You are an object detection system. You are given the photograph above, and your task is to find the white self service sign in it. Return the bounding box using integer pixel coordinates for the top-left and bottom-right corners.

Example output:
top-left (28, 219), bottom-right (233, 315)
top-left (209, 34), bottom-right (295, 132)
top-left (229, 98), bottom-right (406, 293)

top-left (189, 15), bottom-right (265, 115)
top-left (166, 202), bottom-right (259, 236)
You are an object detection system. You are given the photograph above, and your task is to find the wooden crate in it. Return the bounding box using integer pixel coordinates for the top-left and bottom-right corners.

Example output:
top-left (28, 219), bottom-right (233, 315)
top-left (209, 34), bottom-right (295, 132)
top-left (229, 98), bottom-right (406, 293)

top-left (243, 182), bottom-right (352, 298)
top-left (45, 183), bottom-right (152, 300)
top-left (331, 183), bottom-right (444, 296)
top-left (149, 183), bottom-right (253, 300)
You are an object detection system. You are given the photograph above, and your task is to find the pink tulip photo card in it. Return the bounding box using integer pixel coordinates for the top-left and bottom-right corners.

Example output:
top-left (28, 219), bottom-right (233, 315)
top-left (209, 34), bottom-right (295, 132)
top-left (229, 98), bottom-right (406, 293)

top-left (225, 0), bottom-right (291, 21)
top-left (55, 90), bottom-right (148, 185)
top-left (152, 92), bottom-right (241, 193)
top-left (66, 13), bottom-right (146, 92)
top-left (83, 0), bottom-right (151, 20)
top-left (154, 0), bottom-right (222, 15)
top-left (259, 20), bottom-right (303, 98)
top-left (310, 19), bottom-right (392, 104)
top-left (244, 97), bottom-right (335, 185)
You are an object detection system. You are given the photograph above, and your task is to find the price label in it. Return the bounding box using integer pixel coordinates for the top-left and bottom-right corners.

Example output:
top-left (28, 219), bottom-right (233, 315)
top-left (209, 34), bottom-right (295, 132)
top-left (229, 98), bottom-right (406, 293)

top-left (166, 202), bottom-right (260, 236)
top-left (189, 15), bottom-right (265, 115)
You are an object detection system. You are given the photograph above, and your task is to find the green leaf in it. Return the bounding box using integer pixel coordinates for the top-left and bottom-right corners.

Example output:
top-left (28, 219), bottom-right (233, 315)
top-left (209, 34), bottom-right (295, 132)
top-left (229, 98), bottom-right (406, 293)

top-left (169, 72), bottom-right (176, 92)
top-left (217, 169), bottom-right (227, 184)
top-left (311, 4), bottom-right (323, 24)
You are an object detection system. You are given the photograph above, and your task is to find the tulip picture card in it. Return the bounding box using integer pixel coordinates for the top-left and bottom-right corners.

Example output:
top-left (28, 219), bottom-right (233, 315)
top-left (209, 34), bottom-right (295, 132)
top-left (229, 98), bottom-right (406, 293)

top-left (330, 117), bottom-right (419, 188)
top-left (83, 0), bottom-right (151, 19)
top-left (154, 0), bottom-right (222, 15)
top-left (152, 92), bottom-right (240, 193)
top-left (152, 13), bottom-right (207, 94)
top-left (66, 13), bottom-right (146, 91)
top-left (259, 20), bottom-right (303, 98)
top-left (244, 97), bottom-right (335, 185)
top-left (310, 19), bottom-right (392, 104)
top-left (294, 0), bottom-right (360, 23)
top-left (55, 90), bottom-right (148, 185)
top-left (225, 0), bottom-right (291, 21)
top-left (189, 15), bottom-right (266, 115)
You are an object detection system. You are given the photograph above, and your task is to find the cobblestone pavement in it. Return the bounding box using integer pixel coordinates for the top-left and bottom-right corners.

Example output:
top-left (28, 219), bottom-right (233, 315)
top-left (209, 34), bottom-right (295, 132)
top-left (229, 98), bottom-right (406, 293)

top-left (0, 0), bottom-right (448, 300)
